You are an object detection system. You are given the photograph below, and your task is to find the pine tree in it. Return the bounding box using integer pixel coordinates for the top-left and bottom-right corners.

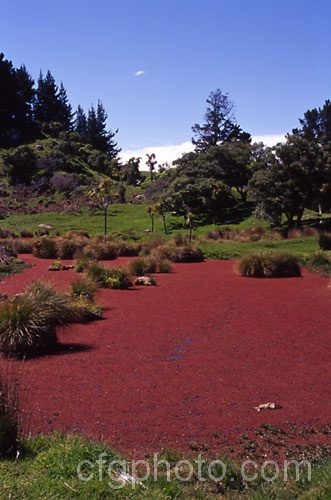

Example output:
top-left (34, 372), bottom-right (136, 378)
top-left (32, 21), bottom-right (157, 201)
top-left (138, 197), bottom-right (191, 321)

top-left (34, 71), bottom-right (72, 130)
top-left (57, 82), bottom-right (73, 129)
top-left (75, 105), bottom-right (87, 138)
top-left (0, 53), bottom-right (30, 147)
top-left (86, 100), bottom-right (120, 159)
top-left (15, 65), bottom-right (35, 121)
top-left (192, 89), bottom-right (251, 152)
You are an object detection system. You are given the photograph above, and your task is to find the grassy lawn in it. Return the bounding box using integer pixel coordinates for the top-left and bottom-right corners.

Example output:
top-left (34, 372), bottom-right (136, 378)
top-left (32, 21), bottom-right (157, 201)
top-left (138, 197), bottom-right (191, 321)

top-left (0, 204), bottom-right (269, 238)
top-left (0, 434), bottom-right (330, 499)
top-left (1, 205), bottom-right (329, 261)
top-left (200, 236), bottom-right (320, 260)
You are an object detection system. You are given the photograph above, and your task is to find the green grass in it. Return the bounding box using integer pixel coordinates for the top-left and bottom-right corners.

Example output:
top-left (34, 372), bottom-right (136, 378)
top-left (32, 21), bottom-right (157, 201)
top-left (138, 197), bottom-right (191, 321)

top-left (1, 206), bottom-right (329, 262)
top-left (0, 434), bottom-right (330, 499)
top-left (0, 204), bottom-right (268, 239)
top-left (199, 236), bottom-right (320, 260)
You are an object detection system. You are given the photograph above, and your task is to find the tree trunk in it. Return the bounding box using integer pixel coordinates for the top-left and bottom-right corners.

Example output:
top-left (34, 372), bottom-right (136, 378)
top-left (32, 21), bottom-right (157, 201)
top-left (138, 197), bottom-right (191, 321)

top-left (104, 206), bottom-right (108, 238)
top-left (296, 208), bottom-right (304, 226)
top-left (151, 214), bottom-right (154, 232)
top-left (189, 223), bottom-right (193, 241)
top-left (162, 215), bottom-right (167, 234)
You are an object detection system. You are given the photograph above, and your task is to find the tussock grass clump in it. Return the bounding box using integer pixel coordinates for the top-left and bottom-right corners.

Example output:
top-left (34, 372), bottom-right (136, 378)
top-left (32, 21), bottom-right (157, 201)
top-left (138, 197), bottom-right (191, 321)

top-left (238, 251), bottom-right (301, 278)
top-left (56, 238), bottom-right (84, 259)
top-left (112, 241), bottom-right (141, 257)
top-left (159, 259), bottom-right (173, 273)
top-left (71, 277), bottom-right (97, 300)
top-left (33, 237), bottom-right (58, 259)
top-left (19, 230), bottom-right (34, 238)
top-left (128, 257), bottom-right (157, 276)
top-left (0, 280), bottom-right (103, 357)
top-left (319, 232), bottom-right (331, 251)
top-left (0, 371), bottom-right (20, 457)
top-left (68, 297), bottom-right (103, 323)
top-left (0, 294), bottom-right (58, 357)
top-left (81, 243), bottom-right (117, 261)
top-left (87, 263), bottom-right (131, 289)
top-left (154, 244), bottom-right (204, 263)
top-left (303, 251), bottom-right (331, 276)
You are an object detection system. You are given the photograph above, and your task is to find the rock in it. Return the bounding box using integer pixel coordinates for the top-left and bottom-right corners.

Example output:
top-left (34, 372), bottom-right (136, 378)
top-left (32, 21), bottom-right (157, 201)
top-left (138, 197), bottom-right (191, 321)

top-left (133, 276), bottom-right (156, 286)
top-left (254, 403), bottom-right (282, 412)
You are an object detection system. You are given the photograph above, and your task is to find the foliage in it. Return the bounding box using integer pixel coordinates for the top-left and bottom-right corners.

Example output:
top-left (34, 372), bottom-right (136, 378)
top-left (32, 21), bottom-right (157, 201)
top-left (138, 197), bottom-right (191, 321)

top-left (192, 88), bottom-right (251, 151)
top-left (302, 251), bottom-right (331, 276)
top-left (249, 135), bottom-right (326, 226)
top-left (319, 232), bottom-right (331, 250)
top-left (1, 433), bottom-right (330, 498)
top-left (87, 263), bottom-right (131, 289)
top-left (33, 237), bottom-right (58, 258)
top-left (70, 277), bottom-right (98, 300)
top-left (0, 291), bottom-right (58, 357)
top-left (154, 244), bottom-right (204, 263)
top-left (128, 257), bottom-right (157, 276)
top-left (81, 242), bottom-right (117, 261)
top-left (68, 297), bottom-right (103, 323)
top-left (238, 251), bottom-right (301, 278)
top-left (0, 371), bottom-right (20, 458)
top-left (159, 259), bottom-right (173, 273)
top-left (3, 146), bottom-right (37, 185)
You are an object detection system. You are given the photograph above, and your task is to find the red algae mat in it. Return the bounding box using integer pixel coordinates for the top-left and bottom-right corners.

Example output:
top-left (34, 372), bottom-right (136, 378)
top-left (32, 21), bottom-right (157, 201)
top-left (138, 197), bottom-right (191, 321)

top-left (0, 255), bottom-right (330, 457)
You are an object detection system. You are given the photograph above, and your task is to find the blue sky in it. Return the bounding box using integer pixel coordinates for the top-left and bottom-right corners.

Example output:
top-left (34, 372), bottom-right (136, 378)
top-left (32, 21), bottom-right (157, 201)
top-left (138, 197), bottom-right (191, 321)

top-left (1, 0), bottom-right (330, 163)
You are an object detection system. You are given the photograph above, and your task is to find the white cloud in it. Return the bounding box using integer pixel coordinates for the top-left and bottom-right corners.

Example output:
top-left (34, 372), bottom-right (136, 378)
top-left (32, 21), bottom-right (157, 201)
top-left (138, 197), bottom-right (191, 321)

top-left (120, 134), bottom-right (286, 168)
top-left (252, 134), bottom-right (286, 146)
top-left (134, 70), bottom-right (145, 76)
top-left (120, 141), bottom-right (194, 168)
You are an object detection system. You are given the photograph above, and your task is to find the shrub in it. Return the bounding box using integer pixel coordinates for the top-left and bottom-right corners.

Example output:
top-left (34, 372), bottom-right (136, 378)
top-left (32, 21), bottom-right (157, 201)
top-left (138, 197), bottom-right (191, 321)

top-left (128, 257), bottom-right (157, 276)
top-left (319, 232), bottom-right (331, 251)
top-left (87, 263), bottom-right (131, 289)
top-left (0, 372), bottom-right (20, 457)
top-left (33, 238), bottom-right (58, 259)
top-left (159, 259), bottom-right (173, 273)
top-left (71, 277), bottom-right (98, 300)
top-left (104, 268), bottom-right (132, 289)
top-left (154, 245), bottom-right (204, 263)
top-left (238, 251), bottom-right (301, 278)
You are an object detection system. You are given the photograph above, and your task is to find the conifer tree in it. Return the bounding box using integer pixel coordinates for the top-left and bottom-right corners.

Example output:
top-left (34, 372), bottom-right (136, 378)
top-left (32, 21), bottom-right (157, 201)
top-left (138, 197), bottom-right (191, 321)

top-left (75, 105), bottom-right (87, 138)
top-left (34, 71), bottom-right (72, 129)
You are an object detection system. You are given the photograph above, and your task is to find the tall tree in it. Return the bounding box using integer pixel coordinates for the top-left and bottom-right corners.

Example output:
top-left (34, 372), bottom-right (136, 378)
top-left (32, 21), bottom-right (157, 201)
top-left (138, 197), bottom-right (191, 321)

top-left (146, 153), bottom-right (157, 182)
top-left (15, 65), bottom-right (35, 125)
top-left (192, 89), bottom-right (251, 151)
top-left (86, 101), bottom-right (120, 159)
top-left (57, 82), bottom-right (73, 129)
top-left (0, 53), bottom-right (31, 147)
top-left (34, 71), bottom-right (72, 129)
top-left (75, 105), bottom-right (87, 138)
top-left (293, 100), bottom-right (331, 146)
top-left (249, 135), bottom-right (325, 227)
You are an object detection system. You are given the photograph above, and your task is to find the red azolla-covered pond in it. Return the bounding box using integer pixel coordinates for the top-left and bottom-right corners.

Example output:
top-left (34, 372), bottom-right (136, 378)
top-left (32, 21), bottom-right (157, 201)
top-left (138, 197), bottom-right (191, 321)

top-left (0, 255), bottom-right (330, 457)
